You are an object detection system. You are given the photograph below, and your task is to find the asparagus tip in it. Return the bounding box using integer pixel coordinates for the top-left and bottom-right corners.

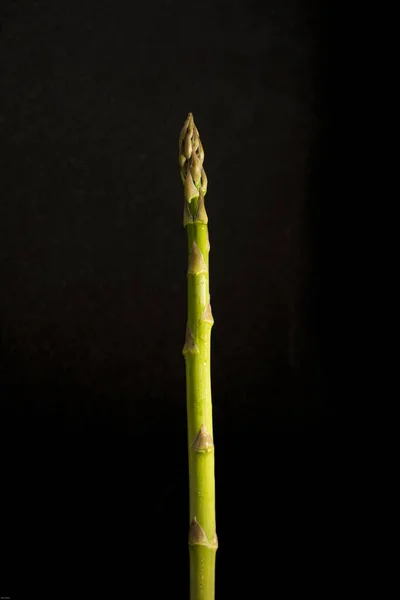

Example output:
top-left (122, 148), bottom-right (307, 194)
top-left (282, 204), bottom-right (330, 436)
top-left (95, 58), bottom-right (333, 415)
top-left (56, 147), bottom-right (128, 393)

top-left (179, 113), bottom-right (207, 203)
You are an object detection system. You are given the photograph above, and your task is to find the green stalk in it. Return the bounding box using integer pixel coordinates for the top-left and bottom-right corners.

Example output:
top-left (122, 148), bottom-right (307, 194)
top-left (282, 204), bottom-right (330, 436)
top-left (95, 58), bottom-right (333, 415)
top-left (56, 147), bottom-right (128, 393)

top-left (179, 113), bottom-right (217, 600)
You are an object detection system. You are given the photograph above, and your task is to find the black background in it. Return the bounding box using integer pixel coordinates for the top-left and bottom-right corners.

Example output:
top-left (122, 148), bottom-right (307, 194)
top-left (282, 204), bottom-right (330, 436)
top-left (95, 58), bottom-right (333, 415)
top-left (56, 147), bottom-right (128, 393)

top-left (1, 0), bottom-right (343, 597)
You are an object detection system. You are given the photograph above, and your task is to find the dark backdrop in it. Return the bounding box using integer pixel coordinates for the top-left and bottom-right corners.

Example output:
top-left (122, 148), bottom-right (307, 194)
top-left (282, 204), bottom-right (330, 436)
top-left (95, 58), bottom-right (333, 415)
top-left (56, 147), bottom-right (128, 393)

top-left (1, 0), bottom-right (339, 597)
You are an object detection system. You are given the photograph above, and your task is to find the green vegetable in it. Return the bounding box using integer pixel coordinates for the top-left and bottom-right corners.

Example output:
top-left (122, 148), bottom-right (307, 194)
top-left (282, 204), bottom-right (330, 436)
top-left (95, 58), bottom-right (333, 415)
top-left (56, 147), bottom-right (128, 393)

top-left (179, 113), bottom-right (218, 600)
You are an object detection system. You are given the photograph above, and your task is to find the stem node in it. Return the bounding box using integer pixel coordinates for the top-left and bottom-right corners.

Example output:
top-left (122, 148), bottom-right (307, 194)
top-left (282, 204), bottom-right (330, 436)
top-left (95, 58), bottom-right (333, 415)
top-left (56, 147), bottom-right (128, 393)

top-left (187, 241), bottom-right (207, 275)
top-left (191, 424), bottom-right (214, 453)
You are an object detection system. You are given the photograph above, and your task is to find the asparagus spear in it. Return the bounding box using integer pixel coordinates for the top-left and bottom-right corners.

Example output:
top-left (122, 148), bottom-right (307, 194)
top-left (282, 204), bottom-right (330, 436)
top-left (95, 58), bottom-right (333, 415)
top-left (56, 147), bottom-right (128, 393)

top-left (179, 113), bottom-right (218, 600)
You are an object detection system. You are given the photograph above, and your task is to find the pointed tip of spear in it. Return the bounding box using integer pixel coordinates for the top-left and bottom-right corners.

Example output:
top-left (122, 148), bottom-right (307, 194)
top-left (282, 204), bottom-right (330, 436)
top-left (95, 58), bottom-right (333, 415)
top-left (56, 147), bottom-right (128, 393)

top-left (179, 112), bottom-right (207, 205)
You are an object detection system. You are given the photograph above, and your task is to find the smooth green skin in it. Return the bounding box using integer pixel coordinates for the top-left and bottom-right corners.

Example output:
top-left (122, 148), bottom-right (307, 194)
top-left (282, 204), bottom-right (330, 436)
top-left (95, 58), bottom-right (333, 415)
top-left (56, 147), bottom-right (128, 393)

top-left (185, 219), bottom-right (217, 600)
top-left (189, 544), bottom-right (216, 600)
